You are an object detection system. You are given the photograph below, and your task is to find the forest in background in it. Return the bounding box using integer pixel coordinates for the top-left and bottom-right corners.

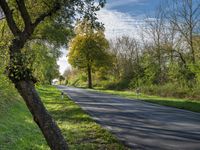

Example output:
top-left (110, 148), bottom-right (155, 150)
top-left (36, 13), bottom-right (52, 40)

top-left (64, 0), bottom-right (200, 100)
top-left (0, 0), bottom-right (200, 149)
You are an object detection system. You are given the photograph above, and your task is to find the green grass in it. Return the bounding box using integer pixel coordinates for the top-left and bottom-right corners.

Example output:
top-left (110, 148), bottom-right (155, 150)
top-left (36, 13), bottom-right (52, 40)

top-left (38, 85), bottom-right (126, 150)
top-left (0, 90), bottom-right (48, 150)
top-left (0, 85), bottom-right (126, 150)
top-left (93, 88), bottom-right (200, 113)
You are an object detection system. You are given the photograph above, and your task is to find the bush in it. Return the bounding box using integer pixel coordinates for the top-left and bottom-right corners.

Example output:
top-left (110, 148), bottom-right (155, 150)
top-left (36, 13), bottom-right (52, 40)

top-left (104, 80), bottom-right (130, 90)
top-left (140, 84), bottom-right (196, 100)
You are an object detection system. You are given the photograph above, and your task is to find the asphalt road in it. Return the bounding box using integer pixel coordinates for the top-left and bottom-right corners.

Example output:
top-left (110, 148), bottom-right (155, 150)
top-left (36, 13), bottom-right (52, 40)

top-left (57, 86), bottom-right (200, 150)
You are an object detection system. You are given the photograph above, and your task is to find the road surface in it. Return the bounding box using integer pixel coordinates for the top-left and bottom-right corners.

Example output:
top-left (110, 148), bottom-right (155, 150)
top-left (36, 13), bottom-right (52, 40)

top-left (57, 86), bottom-right (200, 150)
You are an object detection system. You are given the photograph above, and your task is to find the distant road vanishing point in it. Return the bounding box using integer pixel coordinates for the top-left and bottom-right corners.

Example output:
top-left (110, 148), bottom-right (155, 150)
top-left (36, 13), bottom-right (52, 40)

top-left (57, 86), bottom-right (200, 150)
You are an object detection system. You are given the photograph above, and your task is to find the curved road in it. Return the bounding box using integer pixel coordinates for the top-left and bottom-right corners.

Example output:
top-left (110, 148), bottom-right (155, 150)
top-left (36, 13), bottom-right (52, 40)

top-left (57, 86), bottom-right (200, 150)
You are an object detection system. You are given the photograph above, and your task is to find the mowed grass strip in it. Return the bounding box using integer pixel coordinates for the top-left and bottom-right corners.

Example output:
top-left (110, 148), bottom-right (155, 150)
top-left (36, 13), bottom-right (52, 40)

top-left (0, 86), bottom-right (127, 150)
top-left (0, 94), bottom-right (49, 150)
top-left (93, 89), bottom-right (200, 113)
top-left (37, 85), bottom-right (127, 150)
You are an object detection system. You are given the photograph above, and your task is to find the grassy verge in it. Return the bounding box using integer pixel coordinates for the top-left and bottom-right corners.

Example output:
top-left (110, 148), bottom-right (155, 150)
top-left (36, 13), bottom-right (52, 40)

top-left (0, 85), bottom-right (126, 150)
top-left (38, 85), bottom-right (126, 150)
top-left (93, 88), bottom-right (200, 113)
top-left (0, 86), bottom-right (49, 150)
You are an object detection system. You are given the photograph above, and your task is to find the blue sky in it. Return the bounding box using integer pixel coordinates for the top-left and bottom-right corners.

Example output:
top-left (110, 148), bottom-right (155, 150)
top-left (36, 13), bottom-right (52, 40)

top-left (97, 0), bottom-right (163, 39)
top-left (58, 0), bottom-right (163, 74)
top-left (106, 0), bottom-right (162, 16)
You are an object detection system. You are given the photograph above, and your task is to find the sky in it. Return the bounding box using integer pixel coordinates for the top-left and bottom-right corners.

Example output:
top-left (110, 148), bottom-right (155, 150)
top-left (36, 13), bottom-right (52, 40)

top-left (57, 0), bottom-right (163, 74)
top-left (97, 0), bottom-right (163, 39)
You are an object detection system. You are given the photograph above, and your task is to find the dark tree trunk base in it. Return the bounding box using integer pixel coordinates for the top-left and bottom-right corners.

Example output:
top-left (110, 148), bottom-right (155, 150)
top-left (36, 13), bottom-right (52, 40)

top-left (14, 80), bottom-right (68, 150)
top-left (87, 64), bottom-right (92, 89)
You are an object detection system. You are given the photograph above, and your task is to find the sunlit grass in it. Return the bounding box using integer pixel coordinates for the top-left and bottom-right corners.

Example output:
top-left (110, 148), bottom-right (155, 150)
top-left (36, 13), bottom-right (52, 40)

top-left (0, 100), bottom-right (49, 150)
top-left (37, 85), bottom-right (127, 150)
top-left (93, 88), bottom-right (200, 113)
top-left (0, 85), bottom-right (127, 150)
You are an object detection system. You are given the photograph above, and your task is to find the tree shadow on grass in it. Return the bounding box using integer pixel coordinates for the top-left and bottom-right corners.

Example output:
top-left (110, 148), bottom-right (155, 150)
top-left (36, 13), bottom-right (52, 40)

top-left (48, 106), bottom-right (94, 123)
top-left (42, 96), bottom-right (92, 121)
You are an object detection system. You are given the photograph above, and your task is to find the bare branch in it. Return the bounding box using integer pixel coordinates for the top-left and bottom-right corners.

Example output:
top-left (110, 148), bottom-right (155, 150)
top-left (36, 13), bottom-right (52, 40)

top-left (0, 0), bottom-right (21, 36)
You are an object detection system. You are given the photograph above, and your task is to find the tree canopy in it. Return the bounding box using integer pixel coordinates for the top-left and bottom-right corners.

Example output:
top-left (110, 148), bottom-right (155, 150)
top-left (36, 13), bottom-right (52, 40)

top-left (68, 20), bottom-right (112, 88)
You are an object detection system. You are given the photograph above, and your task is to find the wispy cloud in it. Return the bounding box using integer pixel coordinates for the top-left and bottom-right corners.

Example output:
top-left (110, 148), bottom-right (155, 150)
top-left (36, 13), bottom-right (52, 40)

top-left (97, 8), bottom-right (144, 39)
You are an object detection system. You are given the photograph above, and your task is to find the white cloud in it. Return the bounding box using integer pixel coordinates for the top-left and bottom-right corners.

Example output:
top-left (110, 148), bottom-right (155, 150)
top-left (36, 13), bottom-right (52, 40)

top-left (97, 8), bottom-right (144, 39)
top-left (57, 48), bottom-right (71, 75)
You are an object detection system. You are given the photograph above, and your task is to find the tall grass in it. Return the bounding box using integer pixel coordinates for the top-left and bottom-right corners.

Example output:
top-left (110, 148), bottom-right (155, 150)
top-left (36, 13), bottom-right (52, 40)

top-left (140, 84), bottom-right (200, 100)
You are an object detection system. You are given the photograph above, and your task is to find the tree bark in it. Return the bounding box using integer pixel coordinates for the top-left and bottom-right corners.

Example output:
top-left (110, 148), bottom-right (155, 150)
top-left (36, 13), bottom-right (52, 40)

top-left (0, 0), bottom-right (69, 148)
top-left (87, 64), bottom-right (92, 88)
top-left (14, 80), bottom-right (68, 150)
top-left (7, 29), bottom-right (68, 150)
top-left (7, 38), bottom-right (68, 149)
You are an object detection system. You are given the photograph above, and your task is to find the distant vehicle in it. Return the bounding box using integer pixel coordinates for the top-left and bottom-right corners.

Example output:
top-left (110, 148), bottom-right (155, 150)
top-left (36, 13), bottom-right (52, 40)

top-left (52, 79), bottom-right (59, 85)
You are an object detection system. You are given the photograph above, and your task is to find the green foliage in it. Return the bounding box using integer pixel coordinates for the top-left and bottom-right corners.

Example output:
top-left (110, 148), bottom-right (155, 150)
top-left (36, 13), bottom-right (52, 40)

top-left (1, 0), bottom-right (107, 85)
top-left (103, 80), bottom-right (129, 90)
top-left (72, 33), bottom-right (200, 102)
top-left (139, 52), bottom-right (158, 85)
top-left (68, 20), bottom-right (112, 88)
top-left (67, 34), bottom-right (200, 100)
top-left (68, 30), bottom-right (110, 69)
top-left (7, 53), bottom-right (36, 83)
top-left (140, 84), bottom-right (191, 98)
top-left (22, 42), bottom-right (60, 84)
top-left (0, 54), bottom-right (20, 110)
top-left (83, 0), bottom-right (200, 99)
top-left (64, 70), bottom-right (88, 87)
top-left (34, 19), bottom-right (73, 48)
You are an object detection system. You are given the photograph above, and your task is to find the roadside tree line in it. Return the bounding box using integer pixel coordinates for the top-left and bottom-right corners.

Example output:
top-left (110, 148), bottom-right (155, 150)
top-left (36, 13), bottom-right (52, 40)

top-left (66, 0), bottom-right (200, 99)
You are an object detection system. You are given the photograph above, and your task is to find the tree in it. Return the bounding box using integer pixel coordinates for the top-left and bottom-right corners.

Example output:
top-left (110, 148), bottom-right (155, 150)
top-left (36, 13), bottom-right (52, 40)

top-left (109, 36), bottom-right (141, 88)
top-left (143, 5), bottom-right (171, 84)
top-left (165, 0), bottom-right (200, 85)
top-left (68, 21), bottom-right (110, 88)
top-left (20, 41), bottom-right (61, 84)
top-left (59, 75), bottom-right (65, 85)
top-left (167, 0), bottom-right (200, 64)
top-left (0, 0), bottom-right (105, 149)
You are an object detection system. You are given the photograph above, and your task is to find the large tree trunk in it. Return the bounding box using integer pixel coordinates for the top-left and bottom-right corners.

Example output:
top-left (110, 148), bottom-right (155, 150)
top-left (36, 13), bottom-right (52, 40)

top-left (87, 64), bottom-right (92, 88)
top-left (8, 39), bottom-right (68, 150)
top-left (14, 80), bottom-right (68, 150)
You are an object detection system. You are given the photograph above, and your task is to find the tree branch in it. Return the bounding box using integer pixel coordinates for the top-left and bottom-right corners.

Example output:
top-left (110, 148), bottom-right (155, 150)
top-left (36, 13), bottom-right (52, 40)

top-left (15, 0), bottom-right (32, 30)
top-left (0, 0), bottom-right (21, 36)
top-left (172, 49), bottom-right (187, 65)
top-left (32, 2), bottom-right (61, 29)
